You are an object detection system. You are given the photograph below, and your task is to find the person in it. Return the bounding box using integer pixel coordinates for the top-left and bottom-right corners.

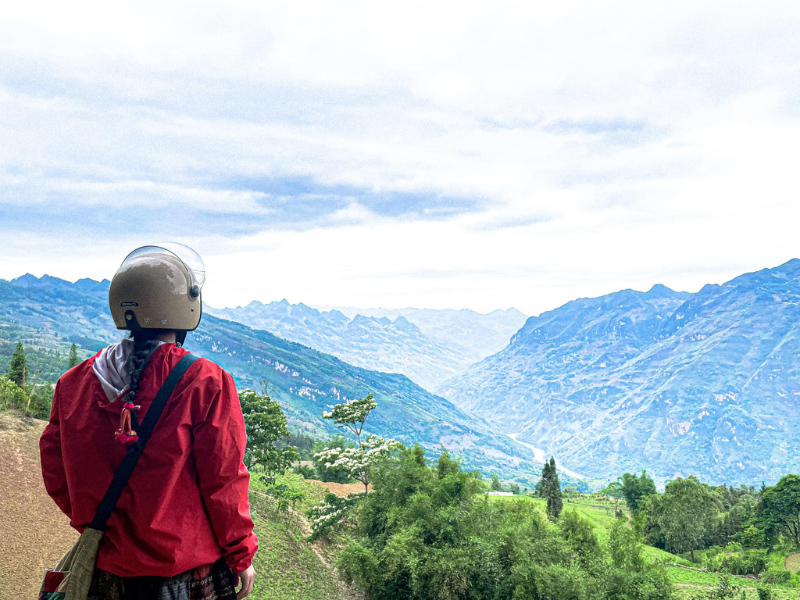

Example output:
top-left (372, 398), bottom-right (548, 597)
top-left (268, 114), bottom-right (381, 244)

top-left (40, 243), bottom-right (257, 600)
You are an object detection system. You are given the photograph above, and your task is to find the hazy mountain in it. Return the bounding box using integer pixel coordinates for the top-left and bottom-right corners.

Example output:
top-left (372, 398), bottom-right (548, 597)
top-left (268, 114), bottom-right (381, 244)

top-left (440, 260), bottom-right (800, 485)
top-left (331, 306), bottom-right (528, 366)
top-left (206, 302), bottom-right (527, 391)
top-left (0, 275), bottom-right (538, 480)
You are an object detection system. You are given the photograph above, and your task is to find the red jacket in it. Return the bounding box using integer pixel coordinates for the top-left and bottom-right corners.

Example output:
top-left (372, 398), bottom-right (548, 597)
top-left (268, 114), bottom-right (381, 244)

top-left (40, 343), bottom-right (258, 577)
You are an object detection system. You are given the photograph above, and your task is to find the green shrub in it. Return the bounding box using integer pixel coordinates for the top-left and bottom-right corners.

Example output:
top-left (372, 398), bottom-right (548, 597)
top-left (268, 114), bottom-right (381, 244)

top-left (705, 548), bottom-right (767, 576)
top-left (757, 584), bottom-right (774, 600)
top-left (761, 567), bottom-right (792, 585)
top-left (0, 376), bottom-right (27, 412)
top-left (742, 526), bottom-right (766, 549)
top-left (293, 464), bottom-right (316, 479)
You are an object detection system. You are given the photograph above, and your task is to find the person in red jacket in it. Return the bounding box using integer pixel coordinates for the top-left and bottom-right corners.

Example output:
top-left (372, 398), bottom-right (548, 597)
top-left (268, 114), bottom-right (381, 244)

top-left (40, 243), bottom-right (258, 600)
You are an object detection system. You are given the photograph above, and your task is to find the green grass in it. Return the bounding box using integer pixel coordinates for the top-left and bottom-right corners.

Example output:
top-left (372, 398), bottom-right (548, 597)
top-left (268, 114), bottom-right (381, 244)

top-left (246, 473), bottom-right (359, 600)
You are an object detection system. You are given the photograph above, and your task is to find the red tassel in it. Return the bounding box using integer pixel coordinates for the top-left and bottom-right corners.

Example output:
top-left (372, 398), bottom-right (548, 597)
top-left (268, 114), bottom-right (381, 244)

top-left (115, 401), bottom-right (141, 445)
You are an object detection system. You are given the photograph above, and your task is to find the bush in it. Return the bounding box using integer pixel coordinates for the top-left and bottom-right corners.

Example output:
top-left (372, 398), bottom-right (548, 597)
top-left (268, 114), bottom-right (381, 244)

top-left (705, 548), bottom-right (767, 576)
top-left (757, 584), bottom-right (774, 600)
top-left (761, 567), bottom-right (792, 585)
top-left (605, 567), bottom-right (673, 600)
top-left (293, 464), bottom-right (316, 479)
top-left (27, 385), bottom-right (54, 419)
top-left (0, 376), bottom-right (27, 412)
top-left (707, 575), bottom-right (741, 600)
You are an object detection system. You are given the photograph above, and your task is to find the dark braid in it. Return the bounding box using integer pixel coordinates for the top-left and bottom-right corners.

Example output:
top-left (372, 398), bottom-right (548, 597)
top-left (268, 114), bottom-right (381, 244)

top-left (125, 331), bottom-right (162, 404)
top-left (115, 330), bottom-right (169, 444)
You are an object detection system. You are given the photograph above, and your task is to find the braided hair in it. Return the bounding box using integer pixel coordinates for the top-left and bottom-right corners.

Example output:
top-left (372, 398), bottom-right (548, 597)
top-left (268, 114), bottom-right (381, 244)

top-left (125, 331), bottom-right (163, 406)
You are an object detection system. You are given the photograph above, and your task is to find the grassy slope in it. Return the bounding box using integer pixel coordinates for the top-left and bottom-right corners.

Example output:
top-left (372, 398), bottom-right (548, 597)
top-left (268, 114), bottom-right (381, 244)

top-left (248, 473), bottom-right (358, 600)
top-left (249, 492), bottom-right (342, 600)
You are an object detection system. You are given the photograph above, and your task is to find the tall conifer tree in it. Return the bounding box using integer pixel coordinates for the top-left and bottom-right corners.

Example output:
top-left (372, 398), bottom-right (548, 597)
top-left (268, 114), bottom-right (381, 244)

top-left (9, 342), bottom-right (27, 388)
top-left (546, 457), bottom-right (563, 518)
top-left (538, 459), bottom-right (551, 497)
top-left (68, 343), bottom-right (79, 369)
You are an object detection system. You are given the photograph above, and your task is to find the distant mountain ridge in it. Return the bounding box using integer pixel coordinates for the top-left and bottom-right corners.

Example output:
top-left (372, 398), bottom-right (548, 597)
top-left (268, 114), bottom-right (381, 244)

top-left (0, 274), bottom-right (538, 482)
top-left (206, 302), bottom-right (527, 391)
top-left (440, 260), bottom-right (800, 485)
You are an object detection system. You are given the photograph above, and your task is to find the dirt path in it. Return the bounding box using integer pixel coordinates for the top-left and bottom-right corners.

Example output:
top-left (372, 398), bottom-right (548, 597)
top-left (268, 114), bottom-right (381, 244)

top-left (304, 479), bottom-right (369, 497)
top-left (0, 413), bottom-right (78, 600)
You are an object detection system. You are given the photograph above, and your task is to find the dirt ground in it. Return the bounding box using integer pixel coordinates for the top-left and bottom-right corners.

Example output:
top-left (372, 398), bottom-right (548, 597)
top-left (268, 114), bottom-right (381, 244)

top-left (0, 413), bottom-right (78, 600)
top-left (305, 479), bottom-right (369, 497)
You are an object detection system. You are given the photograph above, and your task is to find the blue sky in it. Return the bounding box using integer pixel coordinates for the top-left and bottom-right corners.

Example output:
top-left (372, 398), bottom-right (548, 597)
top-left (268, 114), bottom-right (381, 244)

top-left (2, 2), bottom-right (800, 314)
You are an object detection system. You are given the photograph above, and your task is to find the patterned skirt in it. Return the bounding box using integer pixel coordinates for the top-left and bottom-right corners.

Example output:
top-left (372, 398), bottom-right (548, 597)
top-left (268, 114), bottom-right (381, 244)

top-left (88, 558), bottom-right (238, 600)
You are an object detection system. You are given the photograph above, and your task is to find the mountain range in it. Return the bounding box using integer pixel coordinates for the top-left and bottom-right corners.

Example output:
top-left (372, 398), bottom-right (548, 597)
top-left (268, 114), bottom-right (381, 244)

top-left (7, 260), bottom-right (800, 488)
top-left (0, 274), bottom-right (538, 482)
top-left (440, 260), bottom-right (800, 486)
top-left (206, 301), bottom-right (526, 391)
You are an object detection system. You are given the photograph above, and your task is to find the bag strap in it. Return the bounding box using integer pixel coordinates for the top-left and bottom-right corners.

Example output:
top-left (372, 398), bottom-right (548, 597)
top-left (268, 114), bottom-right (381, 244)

top-left (90, 353), bottom-right (199, 531)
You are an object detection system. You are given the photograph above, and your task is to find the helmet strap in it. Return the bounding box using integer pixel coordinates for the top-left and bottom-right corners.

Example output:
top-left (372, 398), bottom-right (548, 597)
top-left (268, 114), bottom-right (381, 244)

top-left (176, 331), bottom-right (187, 347)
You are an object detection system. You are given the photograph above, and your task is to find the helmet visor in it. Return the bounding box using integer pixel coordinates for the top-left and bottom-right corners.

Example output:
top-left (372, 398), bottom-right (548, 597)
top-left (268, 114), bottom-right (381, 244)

top-left (121, 243), bottom-right (206, 290)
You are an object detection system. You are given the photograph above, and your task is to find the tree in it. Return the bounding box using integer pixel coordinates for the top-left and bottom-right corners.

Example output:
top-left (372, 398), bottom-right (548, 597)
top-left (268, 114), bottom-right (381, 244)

top-left (68, 344), bottom-right (79, 369)
top-left (741, 525), bottom-right (766, 549)
top-left (316, 393), bottom-right (399, 493)
top-left (336, 443), bottom-right (672, 600)
top-left (655, 476), bottom-right (720, 561)
top-left (619, 470), bottom-right (657, 514)
top-left (602, 481), bottom-right (625, 516)
top-left (9, 342), bottom-right (27, 388)
top-left (322, 392), bottom-right (376, 445)
top-left (313, 435), bottom-right (354, 483)
top-left (605, 517), bottom-right (673, 600)
top-left (762, 474), bottom-right (800, 546)
top-left (540, 457), bottom-right (563, 518)
top-left (238, 388), bottom-right (299, 484)
top-left (491, 473), bottom-right (503, 491)
top-left (315, 434), bottom-right (400, 494)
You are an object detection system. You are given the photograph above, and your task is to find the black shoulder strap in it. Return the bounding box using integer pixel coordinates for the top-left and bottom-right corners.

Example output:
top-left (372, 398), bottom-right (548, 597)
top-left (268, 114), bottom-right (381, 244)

top-left (90, 353), bottom-right (200, 531)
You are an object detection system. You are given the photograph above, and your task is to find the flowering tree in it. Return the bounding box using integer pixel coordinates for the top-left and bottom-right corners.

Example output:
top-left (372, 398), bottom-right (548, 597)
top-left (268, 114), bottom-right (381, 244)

top-left (322, 392), bottom-right (377, 445)
top-left (315, 393), bottom-right (400, 494)
top-left (315, 434), bottom-right (401, 494)
top-left (308, 393), bottom-right (400, 540)
top-left (307, 491), bottom-right (365, 541)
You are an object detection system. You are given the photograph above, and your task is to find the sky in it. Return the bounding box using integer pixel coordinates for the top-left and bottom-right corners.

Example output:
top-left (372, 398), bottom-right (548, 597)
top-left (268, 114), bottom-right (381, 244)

top-left (2, 1), bottom-right (800, 315)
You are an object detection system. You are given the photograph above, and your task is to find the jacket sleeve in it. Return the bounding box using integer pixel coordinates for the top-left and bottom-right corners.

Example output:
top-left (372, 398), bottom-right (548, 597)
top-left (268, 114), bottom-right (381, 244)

top-left (193, 370), bottom-right (258, 573)
top-left (39, 380), bottom-right (72, 519)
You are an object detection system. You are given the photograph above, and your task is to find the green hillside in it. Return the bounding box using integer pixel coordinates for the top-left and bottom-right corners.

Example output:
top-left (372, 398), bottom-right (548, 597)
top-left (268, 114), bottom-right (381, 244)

top-left (492, 495), bottom-right (800, 600)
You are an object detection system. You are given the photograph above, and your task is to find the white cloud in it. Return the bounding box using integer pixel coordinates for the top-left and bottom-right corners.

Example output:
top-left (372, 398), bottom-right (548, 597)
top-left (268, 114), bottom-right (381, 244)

top-left (1, 1), bottom-right (800, 314)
